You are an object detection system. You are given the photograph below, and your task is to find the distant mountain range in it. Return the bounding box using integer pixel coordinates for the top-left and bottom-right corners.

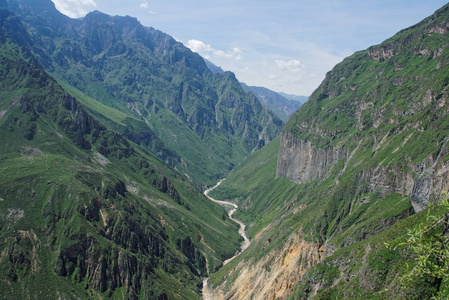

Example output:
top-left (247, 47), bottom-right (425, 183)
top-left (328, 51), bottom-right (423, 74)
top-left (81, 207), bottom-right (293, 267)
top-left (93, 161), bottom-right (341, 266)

top-left (203, 58), bottom-right (307, 122)
top-left (3, 0), bottom-right (283, 187)
top-left (278, 92), bottom-right (309, 103)
top-left (240, 83), bottom-right (305, 122)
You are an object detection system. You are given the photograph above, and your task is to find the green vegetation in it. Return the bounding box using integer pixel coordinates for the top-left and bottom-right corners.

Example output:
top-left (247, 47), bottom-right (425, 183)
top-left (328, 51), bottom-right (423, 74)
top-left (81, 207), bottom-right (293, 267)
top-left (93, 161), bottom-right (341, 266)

top-left (209, 3), bottom-right (449, 299)
top-left (0, 29), bottom-right (241, 299)
top-left (387, 193), bottom-right (449, 299)
top-left (11, 6), bottom-right (283, 187)
top-left (2, 1), bottom-right (449, 299)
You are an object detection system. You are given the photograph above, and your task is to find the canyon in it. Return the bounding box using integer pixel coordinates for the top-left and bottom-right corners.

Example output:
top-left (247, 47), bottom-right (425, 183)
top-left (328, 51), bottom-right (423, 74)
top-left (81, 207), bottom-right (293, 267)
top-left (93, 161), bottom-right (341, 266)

top-left (1, 0), bottom-right (449, 299)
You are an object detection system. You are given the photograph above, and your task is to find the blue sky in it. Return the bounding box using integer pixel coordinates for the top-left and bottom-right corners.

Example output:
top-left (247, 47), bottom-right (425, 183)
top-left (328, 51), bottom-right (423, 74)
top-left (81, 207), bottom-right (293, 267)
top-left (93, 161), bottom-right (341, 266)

top-left (52, 0), bottom-right (448, 96)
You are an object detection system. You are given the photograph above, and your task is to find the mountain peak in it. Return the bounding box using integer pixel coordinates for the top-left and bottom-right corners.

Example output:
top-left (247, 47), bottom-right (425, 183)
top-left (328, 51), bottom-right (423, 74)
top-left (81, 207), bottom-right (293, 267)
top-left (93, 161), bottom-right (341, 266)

top-left (7, 0), bottom-right (70, 25)
top-left (83, 10), bottom-right (140, 27)
top-left (8, 0), bottom-right (57, 12)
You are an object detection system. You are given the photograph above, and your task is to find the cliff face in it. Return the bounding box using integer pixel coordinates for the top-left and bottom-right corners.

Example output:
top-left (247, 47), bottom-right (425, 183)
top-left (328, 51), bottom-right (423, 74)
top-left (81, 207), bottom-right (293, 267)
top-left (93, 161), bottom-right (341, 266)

top-left (276, 131), bottom-right (348, 184)
top-left (209, 4), bottom-right (449, 300)
top-left (277, 131), bottom-right (449, 212)
top-left (278, 3), bottom-right (449, 211)
top-left (361, 141), bottom-right (449, 212)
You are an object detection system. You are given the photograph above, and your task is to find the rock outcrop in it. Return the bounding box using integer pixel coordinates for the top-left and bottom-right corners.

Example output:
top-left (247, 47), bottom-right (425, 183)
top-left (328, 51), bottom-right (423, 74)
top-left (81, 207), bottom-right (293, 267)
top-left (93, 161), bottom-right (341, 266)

top-left (276, 131), bottom-right (348, 184)
top-left (277, 130), bottom-right (449, 212)
top-left (277, 2), bottom-right (449, 211)
top-left (211, 233), bottom-right (321, 300)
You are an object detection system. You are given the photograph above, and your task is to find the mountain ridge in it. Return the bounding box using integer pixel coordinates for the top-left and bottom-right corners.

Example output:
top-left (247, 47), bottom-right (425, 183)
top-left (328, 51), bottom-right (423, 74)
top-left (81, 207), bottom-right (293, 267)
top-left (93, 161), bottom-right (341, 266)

top-left (5, 0), bottom-right (283, 186)
top-left (0, 4), bottom-right (243, 299)
top-left (240, 82), bottom-right (303, 122)
top-left (207, 3), bottom-right (449, 299)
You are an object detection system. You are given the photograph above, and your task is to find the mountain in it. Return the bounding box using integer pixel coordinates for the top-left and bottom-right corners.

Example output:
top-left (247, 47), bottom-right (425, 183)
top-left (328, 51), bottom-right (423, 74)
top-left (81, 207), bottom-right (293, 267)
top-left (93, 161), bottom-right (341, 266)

top-left (278, 92), bottom-right (309, 103)
top-left (207, 3), bottom-right (449, 299)
top-left (204, 58), bottom-right (224, 74)
top-left (0, 3), bottom-right (245, 300)
top-left (4, 0), bottom-right (283, 187)
top-left (203, 59), bottom-right (302, 122)
top-left (240, 83), bottom-right (303, 122)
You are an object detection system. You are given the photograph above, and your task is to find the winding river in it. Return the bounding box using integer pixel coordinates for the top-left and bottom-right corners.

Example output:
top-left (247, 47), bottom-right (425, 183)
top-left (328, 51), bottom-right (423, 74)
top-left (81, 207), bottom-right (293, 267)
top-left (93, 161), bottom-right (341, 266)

top-left (202, 179), bottom-right (250, 300)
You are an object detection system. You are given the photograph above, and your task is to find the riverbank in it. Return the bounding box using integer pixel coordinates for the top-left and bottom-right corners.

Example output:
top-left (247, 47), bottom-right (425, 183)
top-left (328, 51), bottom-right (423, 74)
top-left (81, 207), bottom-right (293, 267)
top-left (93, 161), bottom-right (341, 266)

top-left (202, 179), bottom-right (251, 299)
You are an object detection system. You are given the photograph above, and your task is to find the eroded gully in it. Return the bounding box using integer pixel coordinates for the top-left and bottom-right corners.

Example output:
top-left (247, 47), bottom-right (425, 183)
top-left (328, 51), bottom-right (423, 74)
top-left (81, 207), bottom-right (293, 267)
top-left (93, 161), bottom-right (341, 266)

top-left (202, 179), bottom-right (250, 300)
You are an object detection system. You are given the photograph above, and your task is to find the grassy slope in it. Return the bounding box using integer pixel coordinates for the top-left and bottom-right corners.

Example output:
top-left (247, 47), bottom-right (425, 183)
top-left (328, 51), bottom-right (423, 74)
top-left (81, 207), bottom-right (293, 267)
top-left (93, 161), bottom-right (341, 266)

top-left (209, 135), bottom-right (438, 298)
top-left (57, 78), bottom-right (244, 187)
top-left (0, 38), bottom-right (240, 299)
top-left (13, 7), bottom-right (283, 188)
top-left (209, 4), bottom-right (449, 298)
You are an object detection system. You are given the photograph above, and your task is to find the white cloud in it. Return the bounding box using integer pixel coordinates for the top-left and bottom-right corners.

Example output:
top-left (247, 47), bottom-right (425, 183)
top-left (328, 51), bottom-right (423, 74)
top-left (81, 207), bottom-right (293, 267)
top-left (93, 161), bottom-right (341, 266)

top-left (186, 40), bottom-right (213, 53)
top-left (186, 39), bottom-right (242, 61)
top-left (275, 59), bottom-right (303, 74)
top-left (139, 0), bottom-right (155, 14)
top-left (51, 0), bottom-right (97, 18)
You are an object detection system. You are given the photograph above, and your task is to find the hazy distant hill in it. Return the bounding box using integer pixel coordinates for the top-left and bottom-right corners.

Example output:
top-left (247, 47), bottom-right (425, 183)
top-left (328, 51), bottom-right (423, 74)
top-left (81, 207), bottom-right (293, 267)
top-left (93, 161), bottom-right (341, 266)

top-left (278, 92), bottom-right (309, 103)
top-left (204, 58), bottom-right (224, 74)
top-left (203, 59), bottom-right (304, 122)
top-left (240, 83), bottom-right (303, 122)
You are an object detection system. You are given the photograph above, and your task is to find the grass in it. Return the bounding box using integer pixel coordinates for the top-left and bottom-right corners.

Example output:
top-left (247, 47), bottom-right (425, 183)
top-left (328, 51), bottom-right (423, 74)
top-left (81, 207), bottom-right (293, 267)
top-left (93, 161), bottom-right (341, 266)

top-left (0, 36), bottom-right (242, 299)
top-left (209, 6), bottom-right (449, 296)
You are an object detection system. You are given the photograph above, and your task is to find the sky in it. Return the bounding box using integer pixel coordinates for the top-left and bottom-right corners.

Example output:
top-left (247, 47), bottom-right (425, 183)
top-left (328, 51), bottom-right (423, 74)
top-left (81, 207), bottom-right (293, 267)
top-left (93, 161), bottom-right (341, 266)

top-left (51, 0), bottom-right (448, 96)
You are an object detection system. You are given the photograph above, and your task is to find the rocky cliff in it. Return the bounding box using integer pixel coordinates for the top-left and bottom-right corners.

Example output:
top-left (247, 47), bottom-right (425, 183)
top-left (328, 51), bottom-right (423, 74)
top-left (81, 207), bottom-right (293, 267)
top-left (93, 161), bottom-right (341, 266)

top-left (276, 131), bottom-right (348, 184)
top-left (209, 3), bottom-right (449, 299)
top-left (277, 132), bottom-right (449, 212)
top-left (278, 3), bottom-right (449, 211)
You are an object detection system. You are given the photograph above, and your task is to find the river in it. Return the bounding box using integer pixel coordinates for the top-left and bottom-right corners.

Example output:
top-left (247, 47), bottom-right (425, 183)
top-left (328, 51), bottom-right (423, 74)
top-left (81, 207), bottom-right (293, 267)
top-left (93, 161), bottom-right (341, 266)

top-left (202, 179), bottom-right (250, 299)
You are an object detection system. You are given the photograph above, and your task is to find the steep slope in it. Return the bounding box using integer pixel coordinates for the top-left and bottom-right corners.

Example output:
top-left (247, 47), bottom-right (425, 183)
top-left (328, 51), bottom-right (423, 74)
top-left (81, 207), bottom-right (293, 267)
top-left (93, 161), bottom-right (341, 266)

top-left (4, 0), bottom-right (283, 187)
top-left (0, 12), bottom-right (241, 299)
top-left (207, 3), bottom-right (449, 299)
top-left (204, 58), bottom-right (224, 74)
top-left (280, 3), bottom-right (449, 211)
top-left (240, 83), bottom-right (303, 122)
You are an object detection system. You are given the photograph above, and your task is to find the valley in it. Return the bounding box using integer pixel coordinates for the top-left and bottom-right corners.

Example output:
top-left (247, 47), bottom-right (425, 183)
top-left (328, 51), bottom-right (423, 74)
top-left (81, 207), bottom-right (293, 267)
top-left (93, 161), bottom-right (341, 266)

top-left (202, 179), bottom-right (251, 299)
top-left (0, 0), bottom-right (449, 299)
top-left (204, 179), bottom-right (251, 261)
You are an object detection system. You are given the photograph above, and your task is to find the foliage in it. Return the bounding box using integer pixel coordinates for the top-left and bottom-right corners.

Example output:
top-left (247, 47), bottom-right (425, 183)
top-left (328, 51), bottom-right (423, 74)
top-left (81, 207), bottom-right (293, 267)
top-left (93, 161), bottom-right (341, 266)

top-left (387, 192), bottom-right (449, 299)
top-left (0, 25), bottom-right (241, 299)
top-left (4, 3), bottom-right (283, 187)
